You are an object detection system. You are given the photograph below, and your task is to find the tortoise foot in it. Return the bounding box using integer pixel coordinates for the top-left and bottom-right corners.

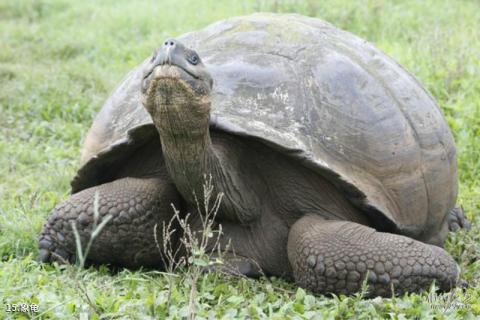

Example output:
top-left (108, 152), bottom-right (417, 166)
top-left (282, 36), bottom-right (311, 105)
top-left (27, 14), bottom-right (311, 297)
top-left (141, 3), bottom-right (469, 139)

top-left (38, 233), bottom-right (74, 264)
top-left (448, 206), bottom-right (471, 232)
top-left (287, 215), bottom-right (460, 297)
top-left (38, 177), bottom-right (181, 268)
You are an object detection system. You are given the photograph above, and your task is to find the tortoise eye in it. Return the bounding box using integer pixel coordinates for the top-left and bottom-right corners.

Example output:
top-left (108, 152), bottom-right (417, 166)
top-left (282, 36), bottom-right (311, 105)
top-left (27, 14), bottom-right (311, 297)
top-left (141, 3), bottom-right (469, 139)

top-left (187, 53), bottom-right (199, 65)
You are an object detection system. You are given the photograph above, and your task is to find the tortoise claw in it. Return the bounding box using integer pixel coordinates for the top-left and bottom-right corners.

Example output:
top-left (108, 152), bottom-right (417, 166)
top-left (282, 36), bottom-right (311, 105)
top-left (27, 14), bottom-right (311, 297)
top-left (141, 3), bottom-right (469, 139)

top-left (38, 233), bottom-right (73, 265)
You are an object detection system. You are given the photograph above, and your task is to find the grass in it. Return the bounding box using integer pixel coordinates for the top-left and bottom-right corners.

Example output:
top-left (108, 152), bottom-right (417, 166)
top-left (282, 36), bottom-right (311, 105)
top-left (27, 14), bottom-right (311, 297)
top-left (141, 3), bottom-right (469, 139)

top-left (0, 0), bottom-right (479, 318)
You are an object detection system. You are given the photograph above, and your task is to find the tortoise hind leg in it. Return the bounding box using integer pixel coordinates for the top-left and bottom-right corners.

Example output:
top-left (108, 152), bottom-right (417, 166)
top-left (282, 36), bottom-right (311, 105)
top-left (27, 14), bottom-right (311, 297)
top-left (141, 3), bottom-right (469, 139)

top-left (425, 206), bottom-right (472, 248)
top-left (447, 206), bottom-right (471, 232)
top-left (287, 215), bottom-right (459, 297)
top-left (39, 176), bottom-right (181, 268)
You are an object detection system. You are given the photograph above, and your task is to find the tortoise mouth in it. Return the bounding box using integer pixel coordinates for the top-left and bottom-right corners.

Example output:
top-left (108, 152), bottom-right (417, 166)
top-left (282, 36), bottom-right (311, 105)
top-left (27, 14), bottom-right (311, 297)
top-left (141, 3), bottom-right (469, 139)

top-left (142, 65), bottom-right (199, 94)
top-left (145, 63), bottom-right (199, 80)
top-left (142, 66), bottom-right (211, 111)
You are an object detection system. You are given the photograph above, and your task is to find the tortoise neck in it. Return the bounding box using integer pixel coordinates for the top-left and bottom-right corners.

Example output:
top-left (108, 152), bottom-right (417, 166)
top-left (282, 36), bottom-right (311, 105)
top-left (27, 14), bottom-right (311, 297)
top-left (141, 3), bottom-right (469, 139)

top-left (152, 96), bottom-right (259, 222)
top-left (153, 98), bottom-right (217, 204)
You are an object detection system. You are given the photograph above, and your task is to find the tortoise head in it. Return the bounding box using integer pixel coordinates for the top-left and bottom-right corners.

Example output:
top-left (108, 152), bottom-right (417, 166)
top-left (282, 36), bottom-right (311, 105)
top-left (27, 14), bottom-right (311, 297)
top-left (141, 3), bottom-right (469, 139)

top-left (141, 39), bottom-right (213, 121)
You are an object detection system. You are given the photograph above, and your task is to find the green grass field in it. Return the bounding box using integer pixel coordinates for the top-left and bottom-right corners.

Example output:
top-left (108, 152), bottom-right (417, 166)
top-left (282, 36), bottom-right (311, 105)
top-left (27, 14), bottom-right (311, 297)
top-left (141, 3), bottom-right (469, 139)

top-left (1, 0), bottom-right (479, 318)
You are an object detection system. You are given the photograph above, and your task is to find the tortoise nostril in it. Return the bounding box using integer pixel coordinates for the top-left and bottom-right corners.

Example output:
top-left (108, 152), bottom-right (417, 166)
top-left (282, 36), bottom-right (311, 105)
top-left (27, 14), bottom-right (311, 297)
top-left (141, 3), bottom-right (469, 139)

top-left (163, 39), bottom-right (176, 48)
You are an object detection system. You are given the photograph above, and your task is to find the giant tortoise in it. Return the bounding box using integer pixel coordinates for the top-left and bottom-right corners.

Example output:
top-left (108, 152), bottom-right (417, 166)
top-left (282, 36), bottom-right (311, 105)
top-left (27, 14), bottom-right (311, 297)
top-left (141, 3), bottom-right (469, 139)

top-left (39, 13), bottom-right (470, 297)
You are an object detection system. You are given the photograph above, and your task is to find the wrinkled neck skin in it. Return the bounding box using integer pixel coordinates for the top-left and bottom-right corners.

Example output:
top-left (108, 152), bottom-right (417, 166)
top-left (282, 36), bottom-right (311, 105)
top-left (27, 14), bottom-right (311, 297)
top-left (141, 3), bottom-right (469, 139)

top-left (146, 78), bottom-right (254, 221)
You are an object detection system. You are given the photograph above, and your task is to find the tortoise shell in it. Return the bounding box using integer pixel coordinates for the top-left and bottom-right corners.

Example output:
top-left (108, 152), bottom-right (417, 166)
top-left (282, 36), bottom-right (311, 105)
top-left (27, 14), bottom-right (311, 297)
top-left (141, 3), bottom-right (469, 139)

top-left (73, 13), bottom-right (457, 238)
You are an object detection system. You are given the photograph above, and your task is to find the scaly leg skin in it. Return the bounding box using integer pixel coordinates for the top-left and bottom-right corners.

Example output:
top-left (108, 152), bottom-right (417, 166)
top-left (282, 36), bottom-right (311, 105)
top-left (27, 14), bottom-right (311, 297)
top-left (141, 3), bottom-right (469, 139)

top-left (447, 206), bottom-right (471, 232)
top-left (38, 177), bottom-right (181, 269)
top-left (287, 215), bottom-right (460, 297)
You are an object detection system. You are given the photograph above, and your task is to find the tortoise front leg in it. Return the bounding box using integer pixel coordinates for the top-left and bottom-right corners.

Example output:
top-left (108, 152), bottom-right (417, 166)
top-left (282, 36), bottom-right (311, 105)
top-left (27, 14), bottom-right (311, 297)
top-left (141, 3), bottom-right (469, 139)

top-left (38, 177), bottom-right (182, 269)
top-left (287, 215), bottom-right (460, 297)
